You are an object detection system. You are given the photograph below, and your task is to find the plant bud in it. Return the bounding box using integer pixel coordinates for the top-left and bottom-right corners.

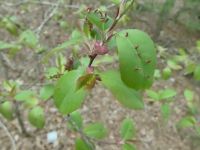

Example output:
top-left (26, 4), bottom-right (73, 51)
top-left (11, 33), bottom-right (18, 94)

top-left (94, 41), bottom-right (108, 55)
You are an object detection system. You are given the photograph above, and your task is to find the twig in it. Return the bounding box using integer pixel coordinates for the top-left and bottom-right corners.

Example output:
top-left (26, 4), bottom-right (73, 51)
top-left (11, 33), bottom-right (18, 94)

top-left (0, 119), bottom-right (16, 150)
top-left (108, 0), bottom-right (134, 32)
top-left (15, 102), bottom-right (30, 137)
top-left (34, 0), bottom-right (60, 36)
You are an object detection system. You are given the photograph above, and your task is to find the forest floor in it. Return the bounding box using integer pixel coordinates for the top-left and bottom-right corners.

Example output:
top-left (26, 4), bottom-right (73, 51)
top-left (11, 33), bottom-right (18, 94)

top-left (0, 0), bottom-right (200, 150)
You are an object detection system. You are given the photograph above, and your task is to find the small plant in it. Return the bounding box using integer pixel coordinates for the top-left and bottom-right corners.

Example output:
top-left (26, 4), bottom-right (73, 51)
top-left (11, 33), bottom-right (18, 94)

top-left (146, 88), bottom-right (177, 121)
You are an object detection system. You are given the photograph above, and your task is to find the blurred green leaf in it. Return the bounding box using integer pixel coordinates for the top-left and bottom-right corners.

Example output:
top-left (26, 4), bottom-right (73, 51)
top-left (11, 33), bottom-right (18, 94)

top-left (20, 30), bottom-right (38, 48)
top-left (120, 118), bottom-right (135, 140)
top-left (83, 122), bottom-right (107, 139)
top-left (184, 89), bottom-right (194, 102)
top-left (0, 41), bottom-right (20, 50)
top-left (194, 65), bottom-right (200, 81)
top-left (167, 60), bottom-right (182, 70)
top-left (146, 90), bottom-right (159, 101)
top-left (159, 89), bottom-right (176, 100)
top-left (39, 84), bottom-right (54, 100)
top-left (177, 116), bottom-right (196, 128)
top-left (122, 143), bottom-right (136, 150)
top-left (100, 70), bottom-right (144, 109)
top-left (86, 12), bottom-right (113, 31)
top-left (28, 106), bottom-right (45, 129)
top-left (75, 138), bottom-right (93, 150)
top-left (0, 101), bottom-right (14, 120)
top-left (15, 90), bottom-right (35, 101)
top-left (162, 67), bottom-right (172, 80)
top-left (68, 111), bottom-right (83, 130)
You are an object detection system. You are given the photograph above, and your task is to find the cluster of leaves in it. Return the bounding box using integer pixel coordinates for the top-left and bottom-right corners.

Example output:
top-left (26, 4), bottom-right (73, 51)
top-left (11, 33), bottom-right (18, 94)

top-left (158, 41), bottom-right (200, 82)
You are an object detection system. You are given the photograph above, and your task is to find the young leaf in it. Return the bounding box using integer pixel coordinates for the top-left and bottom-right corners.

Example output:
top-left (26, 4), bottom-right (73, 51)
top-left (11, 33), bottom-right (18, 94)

top-left (167, 60), bottom-right (182, 70)
top-left (68, 111), bottom-right (83, 130)
top-left (177, 116), bottom-right (196, 129)
top-left (28, 106), bottom-right (45, 129)
top-left (0, 41), bottom-right (20, 50)
top-left (146, 90), bottom-right (159, 101)
top-left (120, 118), bottom-right (135, 140)
top-left (39, 84), bottom-right (55, 100)
top-left (184, 89), bottom-right (194, 102)
top-left (83, 122), bottom-right (107, 139)
top-left (0, 101), bottom-right (14, 120)
top-left (76, 74), bottom-right (96, 90)
top-left (122, 143), bottom-right (136, 150)
top-left (161, 103), bottom-right (170, 121)
top-left (159, 89), bottom-right (176, 100)
top-left (116, 29), bottom-right (157, 90)
top-left (75, 138), bottom-right (93, 150)
top-left (53, 70), bottom-right (87, 114)
top-left (86, 12), bottom-right (113, 31)
top-left (162, 67), bottom-right (172, 80)
top-left (100, 70), bottom-right (144, 109)
top-left (15, 90), bottom-right (35, 102)
top-left (194, 65), bottom-right (200, 81)
top-left (20, 30), bottom-right (38, 48)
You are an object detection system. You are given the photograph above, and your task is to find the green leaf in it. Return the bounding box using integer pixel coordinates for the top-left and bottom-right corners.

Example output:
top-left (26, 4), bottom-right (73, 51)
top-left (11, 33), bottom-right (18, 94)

top-left (177, 116), bottom-right (196, 129)
top-left (159, 89), bottom-right (176, 100)
top-left (162, 67), bottom-right (172, 80)
top-left (146, 90), bottom-right (159, 101)
top-left (100, 70), bottom-right (144, 109)
top-left (86, 12), bottom-right (113, 31)
top-left (167, 60), bottom-right (182, 70)
top-left (53, 70), bottom-right (87, 114)
top-left (184, 62), bottom-right (196, 75)
top-left (39, 84), bottom-right (54, 100)
top-left (0, 41), bottom-right (21, 50)
top-left (122, 143), bottom-right (137, 150)
top-left (83, 122), bottom-right (107, 139)
top-left (20, 30), bottom-right (38, 48)
top-left (161, 103), bottom-right (170, 121)
top-left (194, 65), bottom-right (200, 81)
top-left (120, 118), bottom-right (135, 140)
top-left (110, 0), bottom-right (121, 5)
top-left (75, 138), bottom-right (93, 150)
top-left (184, 89), bottom-right (194, 102)
top-left (0, 101), bottom-right (14, 120)
top-left (68, 111), bottom-right (83, 130)
top-left (28, 106), bottom-right (45, 129)
top-left (15, 90), bottom-right (35, 102)
top-left (116, 29), bottom-right (157, 90)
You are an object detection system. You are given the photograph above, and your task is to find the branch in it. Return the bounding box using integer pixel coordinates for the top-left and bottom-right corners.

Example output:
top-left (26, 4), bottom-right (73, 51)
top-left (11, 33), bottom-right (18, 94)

top-left (34, 1), bottom-right (60, 36)
top-left (0, 119), bottom-right (16, 150)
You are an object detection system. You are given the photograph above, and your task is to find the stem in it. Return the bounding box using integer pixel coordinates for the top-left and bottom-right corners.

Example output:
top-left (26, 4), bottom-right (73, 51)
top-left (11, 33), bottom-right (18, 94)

top-left (107, 0), bottom-right (134, 32)
top-left (15, 102), bottom-right (30, 137)
top-left (88, 54), bottom-right (97, 67)
top-left (65, 115), bottom-right (95, 149)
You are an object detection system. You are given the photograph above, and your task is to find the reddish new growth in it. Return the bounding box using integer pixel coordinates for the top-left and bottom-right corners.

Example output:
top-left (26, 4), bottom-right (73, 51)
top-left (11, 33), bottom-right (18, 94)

top-left (94, 41), bottom-right (108, 55)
